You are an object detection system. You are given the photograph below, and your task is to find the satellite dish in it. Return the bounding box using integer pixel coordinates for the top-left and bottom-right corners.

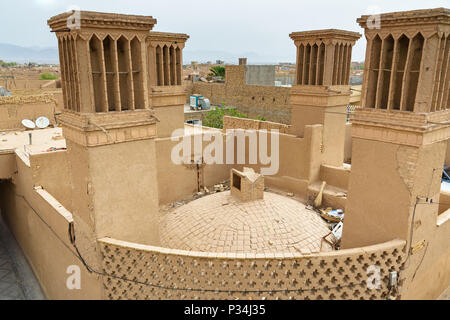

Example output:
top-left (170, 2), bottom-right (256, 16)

top-left (22, 119), bottom-right (36, 129)
top-left (36, 117), bottom-right (50, 129)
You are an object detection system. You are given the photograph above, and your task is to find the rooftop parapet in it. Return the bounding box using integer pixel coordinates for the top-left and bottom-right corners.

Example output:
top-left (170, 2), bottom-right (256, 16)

top-left (47, 11), bottom-right (157, 32)
top-left (357, 8), bottom-right (450, 113)
top-left (289, 29), bottom-right (361, 86)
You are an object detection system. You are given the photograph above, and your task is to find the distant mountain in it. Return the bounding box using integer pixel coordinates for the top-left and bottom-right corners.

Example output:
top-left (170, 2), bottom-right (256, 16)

top-left (0, 43), bottom-right (59, 64)
top-left (183, 50), bottom-right (294, 65)
top-left (0, 43), bottom-right (294, 66)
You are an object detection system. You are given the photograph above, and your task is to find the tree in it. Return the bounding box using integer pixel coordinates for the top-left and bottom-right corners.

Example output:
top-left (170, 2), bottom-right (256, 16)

top-left (209, 66), bottom-right (226, 78)
top-left (203, 107), bottom-right (247, 129)
top-left (39, 72), bottom-right (58, 80)
top-left (202, 106), bottom-right (267, 129)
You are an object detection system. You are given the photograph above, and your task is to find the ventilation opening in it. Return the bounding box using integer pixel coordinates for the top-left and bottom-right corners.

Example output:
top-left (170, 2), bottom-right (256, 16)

top-left (433, 35), bottom-right (450, 111)
top-left (298, 44), bottom-right (305, 84)
top-left (377, 35), bottom-right (395, 109)
top-left (156, 46), bottom-right (163, 86)
top-left (332, 44), bottom-right (340, 85)
top-left (403, 33), bottom-right (424, 112)
top-left (117, 36), bottom-right (132, 111)
top-left (392, 35), bottom-right (410, 110)
top-left (131, 37), bottom-right (145, 109)
top-left (304, 44), bottom-right (311, 85)
top-left (176, 47), bottom-right (182, 85)
top-left (366, 35), bottom-right (382, 108)
top-left (233, 174), bottom-right (242, 191)
top-left (310, 44), bottom-right (318, 85)
top-left (103, 36), bottom-right (118, 112)
top-left (163, 46), bottom-right (170, 86)
top-left (318, 43), bottom-right (325, 85)
top-left (89, 35), bottom-right (106, 113)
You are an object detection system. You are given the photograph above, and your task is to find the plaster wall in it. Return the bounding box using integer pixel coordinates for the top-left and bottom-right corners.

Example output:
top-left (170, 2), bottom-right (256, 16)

top-left (245, 65), bottom-right (276, 86)
top-left (0, 79), bottom-right (53, 90)
top-left (153, 105), bottom-right (185, 138)
top-left (223, 116), bottom-right (290, 134)
top-left (343, 139), bottom-right (418, 248)
top-left (0, 155), bottom-right (102, 299)
top-left (0, 152), bottom-right (16, 179)
top-left (89, 139), bottom-right (160, 246)
top-left (30, 151), bottom-right (72, 211)
top-left (320, 164), bottom-right (351, 191)
top-left (229, 125), bottom-right (324, 197)
top-left (343, 136), bottom-right (450, 299)
top-left (0, 102), bottom-right (57, 131)
top-left (155, 132), bottom-right (232, 205)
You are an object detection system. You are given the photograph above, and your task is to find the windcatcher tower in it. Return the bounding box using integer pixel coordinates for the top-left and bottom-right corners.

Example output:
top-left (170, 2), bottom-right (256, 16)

top-left (289, 30), bottom-right (361, 166)
top-left (48, 11), bottom-right (188, 244)
top-left (342, 8), bottom-right (450, 251)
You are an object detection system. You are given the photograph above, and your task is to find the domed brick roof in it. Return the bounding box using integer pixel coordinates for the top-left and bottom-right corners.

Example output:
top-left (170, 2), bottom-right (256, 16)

top-left (160, 191), bottom-right (333, 255)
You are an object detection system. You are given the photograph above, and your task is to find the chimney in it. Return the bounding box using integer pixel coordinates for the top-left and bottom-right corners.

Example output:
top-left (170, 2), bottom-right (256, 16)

top-left (230, 168), bottom-right (264, 202)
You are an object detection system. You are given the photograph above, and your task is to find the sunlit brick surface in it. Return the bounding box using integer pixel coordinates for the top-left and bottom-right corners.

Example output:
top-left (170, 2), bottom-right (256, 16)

top-left (160, 191), bottom-right (333, 254)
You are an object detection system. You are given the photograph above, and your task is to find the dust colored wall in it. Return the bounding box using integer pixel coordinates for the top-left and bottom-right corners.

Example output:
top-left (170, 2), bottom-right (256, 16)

top-left (343, 135), bottom-right (450, 299)
top-left (0, 152), bottom-right (16, 179)
top-left (245, 65), bottom-right (276, 86)
top-left (66, 138), bottom-right (161, 246)
top-left (0, 96), bottom-right (57, 131)
top-left (154, 123), bottom-right (322, 205)
top-left (99, 237), bottom-right (406, 300)
top-left (155, 130), bottom-right (232, 205)
top-left (223, 124), bottom-right (324, 197)
top-left (223, 116), bottom-right (291, 134)
top-left (320, 164), bottom-right (351, 191)
top-left (154, 105), bottom-right (185, 138)
top-left (0, 79), bottom-right (54, 90)
top-left (191, 66), bottom-right (292, 124)
top-left (30, 150), bottom-right (72, 211)
top-left (0, 155), bottom-right (102, 300)
top-left (445, 140), bottom-right (450, 166)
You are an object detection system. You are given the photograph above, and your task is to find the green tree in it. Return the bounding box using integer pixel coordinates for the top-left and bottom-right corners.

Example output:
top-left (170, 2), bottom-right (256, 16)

top-left (209, 66), bottom-right (226, 78)
top-left (39, 72), bottom-right (58, 80)
top-left (203, 107), bottom-right (247, 129)
top-left (1, 61), bottom-right (17, 68)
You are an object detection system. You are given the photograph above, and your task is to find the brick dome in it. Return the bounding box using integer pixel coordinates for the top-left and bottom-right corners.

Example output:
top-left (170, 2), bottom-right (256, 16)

top-left (160, 191), bottom-right (333, 255)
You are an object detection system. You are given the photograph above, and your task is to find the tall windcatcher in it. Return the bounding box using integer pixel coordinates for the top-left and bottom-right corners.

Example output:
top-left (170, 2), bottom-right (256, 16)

top-left (289, 29), bottom-right (361, 166)
top-left (47, 11), bottom-right (189, 245)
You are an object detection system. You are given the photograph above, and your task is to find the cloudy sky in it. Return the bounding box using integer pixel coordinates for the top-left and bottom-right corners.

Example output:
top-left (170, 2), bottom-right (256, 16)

top-left (0, 0), bottom-right (448, 63)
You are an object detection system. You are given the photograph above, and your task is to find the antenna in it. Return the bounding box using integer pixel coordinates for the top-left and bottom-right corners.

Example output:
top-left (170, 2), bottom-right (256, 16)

top-left (21, 119), bottom-right (36, 130)
top-left (35, 116), bottom-right (50, 129)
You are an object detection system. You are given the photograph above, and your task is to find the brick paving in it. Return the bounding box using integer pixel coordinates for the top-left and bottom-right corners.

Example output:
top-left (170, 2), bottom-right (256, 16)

top-left (160, 191), bottom-right (333, 255)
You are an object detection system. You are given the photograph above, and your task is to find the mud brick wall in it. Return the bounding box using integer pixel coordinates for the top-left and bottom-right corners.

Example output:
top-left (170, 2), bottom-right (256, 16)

top-left (191, 66), bottom-right (292, 124)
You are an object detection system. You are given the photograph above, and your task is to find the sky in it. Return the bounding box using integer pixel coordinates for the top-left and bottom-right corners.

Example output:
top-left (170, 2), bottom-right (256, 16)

top-left (0, 0), bottom-right (448, 63)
